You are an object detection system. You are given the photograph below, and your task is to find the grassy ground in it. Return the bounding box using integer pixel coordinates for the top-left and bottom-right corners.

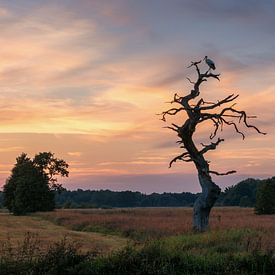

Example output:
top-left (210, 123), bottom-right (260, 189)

top-left (0, 208), bottom-right (274, 274)
top-left (0, 212), bottom-right (128, 254)
top-left (94, 229), bottom-right (275, 274)
top-left (36, 207), bottom-right (275, 247)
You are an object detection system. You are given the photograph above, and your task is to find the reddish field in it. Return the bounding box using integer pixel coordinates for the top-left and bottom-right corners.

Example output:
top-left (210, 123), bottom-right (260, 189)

top-left (37, 207), bottom-right (275, 245)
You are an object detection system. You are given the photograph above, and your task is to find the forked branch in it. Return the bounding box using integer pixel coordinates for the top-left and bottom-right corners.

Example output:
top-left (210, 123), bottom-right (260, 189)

top-left (201, 106), bottom-right (266, 140)
top-left (200, 138), bottom-right (224, 154)
top-left (199, 94), bottom-right (239, 110)
top-left (169, 152), bottom-right (192, 168)
top-left (158, 107), bottom-right (185, 122)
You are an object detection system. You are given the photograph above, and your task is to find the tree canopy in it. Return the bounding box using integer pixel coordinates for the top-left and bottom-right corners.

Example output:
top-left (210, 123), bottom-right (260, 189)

top-left (1, 176), bottom-right (273, 210)
top-left (3, 152), bottom-right (69, 215)
top-left (255, 177), bottom-right (275, 214)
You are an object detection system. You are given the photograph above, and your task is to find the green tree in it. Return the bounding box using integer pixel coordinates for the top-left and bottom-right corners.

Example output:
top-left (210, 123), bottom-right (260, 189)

top-left (255, 178), bottom-right (275, 215)
top-left (3, 152), bottom-right (69, 215)
top-left (33, 152), bottom-right (68, 191)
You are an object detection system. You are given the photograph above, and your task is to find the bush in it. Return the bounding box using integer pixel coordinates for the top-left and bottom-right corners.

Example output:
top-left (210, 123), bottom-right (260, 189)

top-left (0, 233), bottom-right (93, 275)
top-left (0, 230), bottom-right (274, 274)
top-left (255, 178), bottom-right (275, 214)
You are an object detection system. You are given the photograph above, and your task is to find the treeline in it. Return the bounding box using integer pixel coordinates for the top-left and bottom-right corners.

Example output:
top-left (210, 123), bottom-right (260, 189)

top-left (0, 192), bottom-right (3, 208)
top-left (55, 190), bottom-right (198, 208)
top-left (53, 177), bottom-right (269, 208)
top-left (216, 178), bottom-right (261, 207)
top-left (0, 177), bottom-right (273, 209)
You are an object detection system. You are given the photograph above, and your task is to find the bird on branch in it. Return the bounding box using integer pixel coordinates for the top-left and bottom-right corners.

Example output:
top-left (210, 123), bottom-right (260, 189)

top-left (204, 56), bottom-right (216, 70)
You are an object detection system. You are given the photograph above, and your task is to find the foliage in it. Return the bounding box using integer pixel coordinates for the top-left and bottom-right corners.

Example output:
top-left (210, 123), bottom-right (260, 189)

top-left (1, 229), bottom-right (274, 275)
top-left (255, 177), bottom-right (275, 214)
top-left (92, 229), bottom-right (275, 275)
top-left (1, 176), bottom-right (274, 212)
top-left (0, 233), bottom-right (91, 275)
top-left (3, 152), bottom-right (69, 215)
top-left (217, 178), bottom-right (261, 207)
top-left (55, 189), bottom-right (198, 208)
top-left (33, 152), bottom-right (69, 191)
top-left (54, 177), bottom-right (268, 209)
top-left (0, 192), bottom-right (3, 208)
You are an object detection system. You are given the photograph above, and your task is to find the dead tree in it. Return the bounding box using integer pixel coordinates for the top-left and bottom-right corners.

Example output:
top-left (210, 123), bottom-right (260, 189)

top-left (160, 59), bottom-right (266, 232)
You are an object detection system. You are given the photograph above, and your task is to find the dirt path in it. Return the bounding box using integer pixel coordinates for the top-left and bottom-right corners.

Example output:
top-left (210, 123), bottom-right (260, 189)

top-left (0, 212), bottom-right (128, 254)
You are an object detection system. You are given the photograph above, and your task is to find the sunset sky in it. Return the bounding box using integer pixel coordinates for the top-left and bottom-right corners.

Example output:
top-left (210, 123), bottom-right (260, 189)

top-left (0, 0), bottom-right (274, 193)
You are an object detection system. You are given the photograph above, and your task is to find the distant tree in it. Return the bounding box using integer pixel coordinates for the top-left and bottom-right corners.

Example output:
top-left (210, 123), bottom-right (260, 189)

top-left (160, 58), bottom-right (265, 231)
top-left (0, 192), bottom-right (3, 208)
top-left (255, 178), bottom-right (275, 215)
top-left (55, 189), bottom-right (199, 208)
top-left (239, 196), bottom-right (252, 207)
top-left (3, 152), bottom-right (69, 215)
top-left (217, 178), bottom-right (261, 207)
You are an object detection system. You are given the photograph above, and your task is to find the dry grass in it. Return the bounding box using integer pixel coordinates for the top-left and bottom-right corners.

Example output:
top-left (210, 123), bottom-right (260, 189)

top-left (1, 208), bottom-right (274, 256)
top-left (37, 207), bottom-right (275, 246)
top-left (0, 212), bottom-right (128, 254)
top-left (1, 208), bottom-right (274, 274)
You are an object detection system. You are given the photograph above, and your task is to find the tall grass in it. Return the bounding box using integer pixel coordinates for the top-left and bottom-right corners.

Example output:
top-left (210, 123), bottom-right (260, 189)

top-left (0, 233), bottom-right (92, 274)
top-left (86, 228), bottom-right (275, 274)
top-left (0, 229), bottom-right (274, 274)
top-left (37, 208), bottom-right (275, 244)
top-left (1, 208), bottom-right (274, 274)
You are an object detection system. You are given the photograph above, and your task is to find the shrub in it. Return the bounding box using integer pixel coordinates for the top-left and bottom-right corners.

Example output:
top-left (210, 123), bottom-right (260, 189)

top-left (255, 178), bottom-right (275, 214)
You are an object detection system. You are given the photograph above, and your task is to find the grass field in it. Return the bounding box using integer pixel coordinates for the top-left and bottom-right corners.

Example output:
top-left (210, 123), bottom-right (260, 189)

top-left (0, 211), bottom-right (127, 254)
top-left (36, 207), bottom-right (275, 247)
top-left (1, 208), bottom-right (275, 274)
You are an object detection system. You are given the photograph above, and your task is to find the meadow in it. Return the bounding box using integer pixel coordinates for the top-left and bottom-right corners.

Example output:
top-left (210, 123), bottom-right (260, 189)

top-left (37, 207), bottom-right (275, 245)
top-left (0, 210), bottom-right (127, 254)
top-left (1, 207), bottom-right (275, 274)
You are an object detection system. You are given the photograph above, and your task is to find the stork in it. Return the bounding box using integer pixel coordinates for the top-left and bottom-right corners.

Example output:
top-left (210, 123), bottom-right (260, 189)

top-left (204, 56), bottom-right (216, 70)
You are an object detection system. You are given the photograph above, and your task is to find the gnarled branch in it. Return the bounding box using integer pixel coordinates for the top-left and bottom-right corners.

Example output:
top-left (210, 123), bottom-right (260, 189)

top-left (200, 138), bottom-right (224, 155)
top-left (200, 104), bottom-right (266, 139)
top-left (158, 107), bottom-right (185, 122)
top-left (209, 170), bottom-right (237, 176)
top-left (199, 94), bottom-right (239, 110)
top-left (169, 152), bottom-right (192, 168)
top-left (160, 58), bottom-right (265, 175)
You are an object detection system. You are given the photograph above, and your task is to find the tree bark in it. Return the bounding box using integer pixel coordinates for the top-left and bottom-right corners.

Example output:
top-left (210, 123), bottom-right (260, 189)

top-left (193, 172), bottom-right (221, 231)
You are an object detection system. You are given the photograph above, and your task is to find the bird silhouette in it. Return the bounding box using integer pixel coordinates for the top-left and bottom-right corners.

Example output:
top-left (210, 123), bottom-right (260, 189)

top-left (204, 56), bottom-right (216, 70)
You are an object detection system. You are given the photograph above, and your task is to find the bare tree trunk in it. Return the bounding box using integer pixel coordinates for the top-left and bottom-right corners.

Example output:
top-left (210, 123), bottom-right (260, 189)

top-left (193, 173), bottom-right (221, 231)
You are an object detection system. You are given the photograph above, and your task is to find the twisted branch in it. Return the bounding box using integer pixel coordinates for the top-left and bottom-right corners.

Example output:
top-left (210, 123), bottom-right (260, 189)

top-left (199, 94), bottom-right (239, 110)
top-left (201, 106), bottom-right (266, 139)
top-left (209, 170), bottom-right (236, 176)
top-left (158, 107), bottom-right (185, 122)
top-left (160, 58), bottom-right (265, 177)
top-left (169, 152), bottom-right (192, 168)
top-left (200, 138), bottom-right (224, 154)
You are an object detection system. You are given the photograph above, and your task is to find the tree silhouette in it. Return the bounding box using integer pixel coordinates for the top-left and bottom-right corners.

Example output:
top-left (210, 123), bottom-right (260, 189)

top-left (3, 152), bottom-right (69, 215)
top-left (255, 178), bottom-right (275, 215)
top-left (160, 58), bottom-right (266, 231)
